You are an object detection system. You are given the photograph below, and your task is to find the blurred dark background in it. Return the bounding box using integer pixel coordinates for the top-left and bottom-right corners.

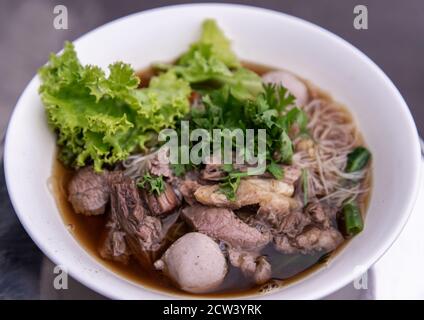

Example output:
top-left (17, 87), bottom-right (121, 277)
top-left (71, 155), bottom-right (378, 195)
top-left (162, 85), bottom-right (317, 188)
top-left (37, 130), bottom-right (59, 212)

top-left (0, 0), bottom-right (423, 299)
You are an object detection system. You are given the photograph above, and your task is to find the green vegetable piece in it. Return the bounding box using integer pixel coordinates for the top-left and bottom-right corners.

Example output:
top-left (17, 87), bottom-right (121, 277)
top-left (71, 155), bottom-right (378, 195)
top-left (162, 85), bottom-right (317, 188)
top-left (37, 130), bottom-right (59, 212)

top-left (137, 173), bottom-right (165, 195)
top-left (158, 19), bottom-right (264, 101)
top-left (267, 161), bottom-right (284, 180)
top-left (345, 146), bottom-right (371, 173)
top-left (280, 131), bottom-right (293, 163)
top-left (38, 42), bottom-right (191, 171)
top-left (222, 163), bottom-right (234, 173)
top-left (188, 81), bottom-right (305, 166)
top-left (199, 19), bottom-right (240, 68)
top-left (342, 201), bottom-right (364, 235)
top-left (171, 163), bottom-right (187, 177)
top-left (218, 177), bottom-right (240, 201)
top-left (222, 68), bottom-right (264, 101)
top-left (218, 166), bottom-right (249, 201)
top-left (135, 71), bottom-right (191, 131)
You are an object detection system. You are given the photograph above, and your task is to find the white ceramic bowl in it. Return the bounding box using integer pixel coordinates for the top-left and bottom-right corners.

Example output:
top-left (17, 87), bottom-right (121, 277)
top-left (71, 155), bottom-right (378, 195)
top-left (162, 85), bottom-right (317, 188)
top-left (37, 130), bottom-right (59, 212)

top-left (4, 4), bottom-right (421, 299)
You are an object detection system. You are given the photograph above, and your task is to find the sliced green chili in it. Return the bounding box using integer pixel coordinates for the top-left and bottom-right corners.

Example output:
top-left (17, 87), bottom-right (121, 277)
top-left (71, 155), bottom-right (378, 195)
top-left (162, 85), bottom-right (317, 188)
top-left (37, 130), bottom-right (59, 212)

top-left (345, 146), bottom-right (371, 173)
top-left (342, 201), bottom-right (364, 235)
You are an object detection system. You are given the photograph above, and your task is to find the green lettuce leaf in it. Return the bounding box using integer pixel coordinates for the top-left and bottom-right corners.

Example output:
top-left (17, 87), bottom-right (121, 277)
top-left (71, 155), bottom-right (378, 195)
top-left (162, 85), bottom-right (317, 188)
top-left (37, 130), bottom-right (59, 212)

top-left (157, 19), bottom-right (263, 100)
top-left (199, 19), bottom-right (240, 68)
top-left (219, 68), bottom-right (264, 101)
top-left (135, 70), bottom-right (191, 131)
top-left (172, 43), bottom-right (233, 83)
top-left (39, 42), bottom-right (190, 171)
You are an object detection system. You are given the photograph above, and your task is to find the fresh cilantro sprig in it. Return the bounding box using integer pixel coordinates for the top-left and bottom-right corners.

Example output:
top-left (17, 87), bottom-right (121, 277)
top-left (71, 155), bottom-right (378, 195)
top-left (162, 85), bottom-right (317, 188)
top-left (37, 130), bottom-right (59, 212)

top-left (266, 160), bottom-right (284, 180)
top-left (190, 83), bottom-right (309, 165)
top-left (137, 173), bottom-right (166, 195)
top-left (218, 164), bottom-right (249, 201)
top-left (219, 161), bottom-right (285, 201)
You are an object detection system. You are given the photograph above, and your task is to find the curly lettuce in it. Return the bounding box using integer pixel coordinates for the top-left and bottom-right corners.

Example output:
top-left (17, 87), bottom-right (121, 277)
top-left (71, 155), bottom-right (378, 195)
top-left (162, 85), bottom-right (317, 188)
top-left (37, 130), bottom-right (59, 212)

top-left (199, 19), bottom-right (240, 68)
top-left (135, 71), bottom-right (191, 131)
top-left (39, 42), bottom-right (190, 171)
top-left (157, 19), bottom-right (263, 100)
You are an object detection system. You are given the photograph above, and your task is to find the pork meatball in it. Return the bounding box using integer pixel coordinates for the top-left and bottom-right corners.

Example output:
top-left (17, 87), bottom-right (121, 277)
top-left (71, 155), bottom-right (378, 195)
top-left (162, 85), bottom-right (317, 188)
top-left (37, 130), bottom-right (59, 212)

top-left (154, 232), bottom-right (227, 293)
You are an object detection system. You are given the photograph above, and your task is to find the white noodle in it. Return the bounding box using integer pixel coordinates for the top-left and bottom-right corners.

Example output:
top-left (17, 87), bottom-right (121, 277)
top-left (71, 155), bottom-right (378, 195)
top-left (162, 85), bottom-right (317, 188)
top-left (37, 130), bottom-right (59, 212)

top-left (121, 148), bottom-right (159, 180)
top-left (292, 98), bottom-right (370, 207)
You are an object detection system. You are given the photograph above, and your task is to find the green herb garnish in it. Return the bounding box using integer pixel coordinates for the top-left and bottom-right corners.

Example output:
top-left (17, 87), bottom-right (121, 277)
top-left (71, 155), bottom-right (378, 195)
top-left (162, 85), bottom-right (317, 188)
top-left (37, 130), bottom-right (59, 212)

top-left (266, 160), bottom-right (284, 180)
top-left (190, 83), bottom-right (307, 164)
top-left (170, 146), bottom-right (200, 177)
top-left (155, 19), bottom-right (264, 101)
top-left (137, 173), bottom-right (166, 195)
top-left (171, 163), bottom-right (187, 177)
top-left (218, 165), bottom-right (249, 201)
top-left (345, 146), bottom-right (371, 173)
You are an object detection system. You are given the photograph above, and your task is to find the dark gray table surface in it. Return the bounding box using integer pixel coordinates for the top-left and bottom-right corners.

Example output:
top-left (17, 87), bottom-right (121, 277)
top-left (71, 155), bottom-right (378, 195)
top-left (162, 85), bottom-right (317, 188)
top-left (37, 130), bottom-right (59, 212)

top-left (0, 0), bottom-right (423, 299)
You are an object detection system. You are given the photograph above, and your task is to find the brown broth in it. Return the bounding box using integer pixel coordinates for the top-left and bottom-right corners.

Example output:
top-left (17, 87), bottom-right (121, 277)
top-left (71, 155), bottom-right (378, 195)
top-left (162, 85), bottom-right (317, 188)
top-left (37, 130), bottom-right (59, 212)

top-left (51, 62), bottom-right (371, 298)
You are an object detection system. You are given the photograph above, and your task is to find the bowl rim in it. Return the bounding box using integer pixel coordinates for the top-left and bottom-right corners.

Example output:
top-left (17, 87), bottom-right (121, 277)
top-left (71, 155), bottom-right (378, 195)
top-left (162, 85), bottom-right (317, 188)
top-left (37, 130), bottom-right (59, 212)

top-left (4, 3), bottom-right (422, 300)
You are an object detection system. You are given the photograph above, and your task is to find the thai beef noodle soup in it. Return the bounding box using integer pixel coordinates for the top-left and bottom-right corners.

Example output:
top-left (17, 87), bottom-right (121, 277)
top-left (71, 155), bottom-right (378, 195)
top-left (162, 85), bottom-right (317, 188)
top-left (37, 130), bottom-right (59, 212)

top-left (41, 20), bottom-right (372, 296)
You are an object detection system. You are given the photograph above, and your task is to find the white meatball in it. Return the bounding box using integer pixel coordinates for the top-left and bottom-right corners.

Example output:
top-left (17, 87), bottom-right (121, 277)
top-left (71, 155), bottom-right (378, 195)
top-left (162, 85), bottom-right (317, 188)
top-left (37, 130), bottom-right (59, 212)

top-left (262, 71), bottom-right (309, 106)
top-left (154, 232), bottom-right (227, 293)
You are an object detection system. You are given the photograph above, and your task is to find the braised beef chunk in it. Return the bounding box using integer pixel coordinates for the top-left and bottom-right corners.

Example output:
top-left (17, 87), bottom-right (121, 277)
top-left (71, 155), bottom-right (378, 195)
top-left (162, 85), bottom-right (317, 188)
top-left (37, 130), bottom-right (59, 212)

top-left (273, 202), bottom-right (343, 254)
top-left (134, 147), bottom-right (181, 216)
top-left (98, 218), bottom-right (131, 264)
top-left (182, 205), bottom-right (270, 250)
top-left (179, 179), bottom-right (202, 205)
top-left (263, 210), bottom-right (311, 237)
top-left (254, 256), bottom-right (272, 285)
top-left (107, 170), bottom-right (126, 185)
top-left (305, 202), bottom-right (332, 229)
top-left (296, 226), bottom-right (343, 252)
top-left (194, 178), bottom-right (300, 215)
top-left (69, 162), bottom-right (347, 292)
top-left (110, 179), bottom-right (163, 265)
top-left (200, 162), bottom-right (302, 184)
top-left (148, 147), bottom-right (174, 179)
top-left (274, 227), bottom-right (343, 254)
top-left (142, 183), bottom-right (181, 216)
top-left (228, 248), bottom-right (271, 285)
top-left (68, 166), bottom-right (110, 216)
top-left (201, 162), bottom-right (226, 181)
top-left (273, 235), bottom-right (298, 254)
top-left (194, 178), bottom-right (301, 220)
